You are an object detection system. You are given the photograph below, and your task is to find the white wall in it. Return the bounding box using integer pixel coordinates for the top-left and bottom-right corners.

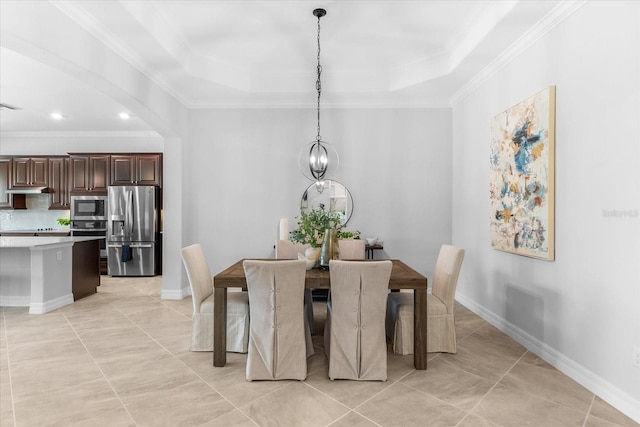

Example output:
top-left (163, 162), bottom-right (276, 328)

top-left (0, 135), bottom-right (164, 156)
top-left (187, 107), bottom-right (452, 277)
top-left (452, 2), bottom-right (640, 421)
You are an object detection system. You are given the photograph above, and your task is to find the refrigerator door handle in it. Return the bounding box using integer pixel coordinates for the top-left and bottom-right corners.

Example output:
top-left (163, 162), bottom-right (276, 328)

top-left (126, 190), bottom-right (133, 238)
top-left (107, 244), bottom-right (153, 248)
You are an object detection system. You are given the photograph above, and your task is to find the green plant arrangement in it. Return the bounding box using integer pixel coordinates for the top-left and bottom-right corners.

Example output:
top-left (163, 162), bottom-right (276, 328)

top-left (290, 207), bottom-right (342, 248)
top-left (337, 230), bottom-right (361, 240)
top-left (56, 217), bottom-right (71, 226)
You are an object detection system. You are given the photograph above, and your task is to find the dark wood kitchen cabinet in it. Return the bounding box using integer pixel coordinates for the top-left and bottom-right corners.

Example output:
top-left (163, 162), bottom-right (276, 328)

top-left (48, 157), bottom-right (70, 209)
top-left (11, 157), bottom-right (48, 188)
top-left (69, 154), bottom-right (110, 195)
top-left (0, 158), bottom-right (26, 209)
top-left (0, 158), bottom-right (11, 209)
top-left (110, 154), bottom-right (162, 187)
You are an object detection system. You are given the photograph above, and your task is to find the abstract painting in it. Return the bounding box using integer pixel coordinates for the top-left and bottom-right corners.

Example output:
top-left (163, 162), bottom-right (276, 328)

top-left (489, 86), bottom-right (555, 260)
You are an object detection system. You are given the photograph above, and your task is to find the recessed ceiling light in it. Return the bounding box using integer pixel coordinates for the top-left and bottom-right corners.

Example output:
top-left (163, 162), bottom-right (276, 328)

top-left (50, 112), bottom-right (64, 120)
top-left (119, 112), bottom-right (131, 120)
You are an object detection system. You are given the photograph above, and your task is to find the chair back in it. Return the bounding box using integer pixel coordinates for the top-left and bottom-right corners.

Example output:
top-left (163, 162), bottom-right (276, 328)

top-left (328, 260), bottom-right (392, 380)
top-left (181, 244), bottom-right (213, 314)
top-left (431, 245), bottom-right (465, 312)
top-left (338, 239), bottom-right (366, 260)
top-left (243, 260), bottom-right (307, 380)
top-left (275, 240), bottom-right (310, 259)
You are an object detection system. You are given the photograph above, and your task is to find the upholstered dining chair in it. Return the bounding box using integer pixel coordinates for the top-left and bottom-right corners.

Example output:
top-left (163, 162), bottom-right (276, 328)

top-left (275, 239), bottom-right (310, 260)
top-left (243, 260), bottom-right (309, 381)
top-left (180, 244), bottom-right (249, 353)
top-left (324, 260), bottom-right (392, 381)
top-left (338, 239), bottom-right (366, 260)
top-left (386, 244), bottom-right (465, 355)
top-left (275, 239), bottom-right (315, 335)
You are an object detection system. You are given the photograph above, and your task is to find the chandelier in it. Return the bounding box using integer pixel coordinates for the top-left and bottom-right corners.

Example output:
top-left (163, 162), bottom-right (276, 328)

top-left (298, 8), bottom-right (338, 189)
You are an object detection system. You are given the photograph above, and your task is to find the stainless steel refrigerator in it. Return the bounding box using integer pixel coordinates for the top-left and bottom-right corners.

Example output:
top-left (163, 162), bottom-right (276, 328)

top-left (107, 186), bottom-right (158, 276)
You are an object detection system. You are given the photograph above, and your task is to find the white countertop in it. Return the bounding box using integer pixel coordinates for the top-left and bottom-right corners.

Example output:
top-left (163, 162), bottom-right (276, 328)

top-left (0, 236), bottom-right (104, 248)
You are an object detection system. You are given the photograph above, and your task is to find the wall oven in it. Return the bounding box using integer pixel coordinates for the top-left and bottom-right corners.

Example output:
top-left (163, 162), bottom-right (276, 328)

top-left (71, 195), bottom-right (107, 221)
top-left (71, 220), bottom-right (108, 257)
top-left (71, 196), bottom-right (108, 262)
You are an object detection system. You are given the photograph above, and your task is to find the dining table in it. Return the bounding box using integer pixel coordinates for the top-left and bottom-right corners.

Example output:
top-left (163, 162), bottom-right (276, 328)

top-left (213, 259), bottom-right (428, 370)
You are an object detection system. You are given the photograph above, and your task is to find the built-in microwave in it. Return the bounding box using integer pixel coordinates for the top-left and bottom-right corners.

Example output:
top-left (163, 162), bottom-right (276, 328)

top-left (71, 195), bottom-right (107, 220)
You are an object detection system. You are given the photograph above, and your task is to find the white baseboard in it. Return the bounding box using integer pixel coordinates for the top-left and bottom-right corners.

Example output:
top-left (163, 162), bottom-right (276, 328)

top-left (456, 292), bottom-right (640, 424)
top-left (0, 296), bottom-right (30, 307)
top-left (161, 286), bottom-right (189, 300)
top-left (28, 293), bottom-right (74, 314)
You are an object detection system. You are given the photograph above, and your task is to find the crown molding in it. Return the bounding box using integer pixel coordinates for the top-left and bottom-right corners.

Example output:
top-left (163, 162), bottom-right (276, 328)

top-left (450, 0), bottom-right (587, 105)
top-left (0, 131), bottom-right (161, 139)
top-left (52, 0), bottom-right (190, 106)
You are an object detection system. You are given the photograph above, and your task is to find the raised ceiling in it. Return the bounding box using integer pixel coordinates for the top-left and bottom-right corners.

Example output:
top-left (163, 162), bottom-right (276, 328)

top-left (0, 0), bottom-right (567, 133)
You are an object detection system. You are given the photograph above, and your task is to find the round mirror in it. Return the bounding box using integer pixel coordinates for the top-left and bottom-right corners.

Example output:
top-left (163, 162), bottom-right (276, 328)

top-left (301, 180), bottom-right (353, 226)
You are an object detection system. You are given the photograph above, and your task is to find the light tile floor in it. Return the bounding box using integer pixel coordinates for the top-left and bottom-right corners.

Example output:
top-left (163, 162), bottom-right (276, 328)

top-left (1, 276), bottom-right (637, 426)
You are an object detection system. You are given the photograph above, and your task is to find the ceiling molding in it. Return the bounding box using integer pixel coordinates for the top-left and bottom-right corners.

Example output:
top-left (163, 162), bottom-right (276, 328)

top-left (119, 1), bottom-right (251, 92)
top-left (186, 102), bottom-right (452, 110)
top-left (450, 0), bottom-right (587, 105)
top-left (390, 1), bottom-right (518, 91)
top-left (0, 131), bottom-right (161, 139)
top-left (52, 0), bottom-right (190, 106)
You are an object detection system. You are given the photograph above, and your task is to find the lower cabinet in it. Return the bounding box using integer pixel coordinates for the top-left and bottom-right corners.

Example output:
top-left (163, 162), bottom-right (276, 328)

top-left (72, 239), bottom-right (100, 300)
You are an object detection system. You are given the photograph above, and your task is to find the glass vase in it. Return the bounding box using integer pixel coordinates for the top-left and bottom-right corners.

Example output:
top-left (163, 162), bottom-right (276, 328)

top-left (319, 228), bottom-right (338, 270)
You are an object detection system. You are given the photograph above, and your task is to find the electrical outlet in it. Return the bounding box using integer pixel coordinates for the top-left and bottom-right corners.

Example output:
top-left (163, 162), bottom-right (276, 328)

top-left (56, 251), bottom-right (62, 261)
top-left (633, 346), bottom-right (640, 368)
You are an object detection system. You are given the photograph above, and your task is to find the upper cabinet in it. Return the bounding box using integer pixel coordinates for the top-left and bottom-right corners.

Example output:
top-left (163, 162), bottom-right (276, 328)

top-left (0, 158), bottom-right (25, 209)
top-left (48, 157), bottom-right (70, 210)
top-left (69, 154), bottom-right (110, 195)
top-left (111, 154), bottom-right (162, 187)
top-left (1, 153), bottom-right (162, 208)
top-left (11, 157), bottom-right (48, 188)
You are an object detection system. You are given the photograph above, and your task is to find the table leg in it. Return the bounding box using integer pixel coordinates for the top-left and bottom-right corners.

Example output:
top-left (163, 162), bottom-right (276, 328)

top-left (213, 287), bottom-right (227, 367)
top-left (414, 288), bottom-right (427, 370)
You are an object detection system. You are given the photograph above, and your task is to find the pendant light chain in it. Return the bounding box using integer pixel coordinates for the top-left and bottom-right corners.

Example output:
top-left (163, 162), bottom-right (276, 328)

top-left (299, 8), bottom-right (335, 184)
top-left (316, 13), bottom-right (322, 143)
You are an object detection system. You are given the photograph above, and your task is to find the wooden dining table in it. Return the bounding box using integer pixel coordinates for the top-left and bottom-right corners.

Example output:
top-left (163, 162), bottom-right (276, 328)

top-left (213, 259), bottom-right (428, 370)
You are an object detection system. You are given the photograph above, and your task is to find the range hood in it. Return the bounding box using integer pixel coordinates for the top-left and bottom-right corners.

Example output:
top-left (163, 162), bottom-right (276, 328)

top-left (5, 187), bottom-right (50, 194)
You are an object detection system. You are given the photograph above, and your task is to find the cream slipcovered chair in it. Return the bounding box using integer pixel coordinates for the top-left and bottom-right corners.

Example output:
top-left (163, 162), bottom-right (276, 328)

top-left (386, 244), bottom-right (465, 355)
top-left (275, 239), bottom-right (310, 260)
top-left (181, 244), bottom-right (249, 353)
top-left (324, 260), bottom-right (392, 381)
top-left (243, 260), bottom-right (310, 381)
top-left (338, 239), bottom-right (366, 260)
top-left (275, 239), bottom-right (315, 335)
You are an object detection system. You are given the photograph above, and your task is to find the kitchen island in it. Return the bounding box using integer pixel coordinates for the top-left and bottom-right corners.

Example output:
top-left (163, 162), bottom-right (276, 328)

top-left (0, 236), bottom-right (103, 314)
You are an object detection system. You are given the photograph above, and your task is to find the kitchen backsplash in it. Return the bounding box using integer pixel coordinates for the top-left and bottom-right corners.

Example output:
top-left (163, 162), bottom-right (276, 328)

top-left (0, 195), bottom-right (70, 231)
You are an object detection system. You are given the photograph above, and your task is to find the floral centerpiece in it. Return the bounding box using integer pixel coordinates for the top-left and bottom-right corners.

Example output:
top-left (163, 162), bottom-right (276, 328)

top-left (290, 206), bottom-right (341, 248)
top-left (290, 206), bottom-right (360, 246)
top-left (337, 230), bottom-right (361, 240)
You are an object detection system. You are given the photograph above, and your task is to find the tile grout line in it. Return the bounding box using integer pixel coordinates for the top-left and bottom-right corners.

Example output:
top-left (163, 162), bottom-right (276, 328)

top-left (1, 309), bottom-right (18, 427)
top-left (100, 281), bottom-right (279, 425)
top-left (462, 349), bottom-right (529, 427)
top-left (103, 290), bottom-right (258, 426)
top-left (326, 409), bottom-right (383, 427)
top-left (398, 374), bottom-right (478, 424)
top-left (63, 311), bottom-right (139, 426)
top-left (582, 394), bottom-right (597, 427)
top-left (500, 352), bottom-right (600, 418)
top-left (91, 288), bottom-right (255, 424)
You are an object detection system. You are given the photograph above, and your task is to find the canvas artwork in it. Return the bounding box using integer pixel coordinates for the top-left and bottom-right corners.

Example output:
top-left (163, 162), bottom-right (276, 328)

top-left (489, 86), bottom-right (556, 260)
